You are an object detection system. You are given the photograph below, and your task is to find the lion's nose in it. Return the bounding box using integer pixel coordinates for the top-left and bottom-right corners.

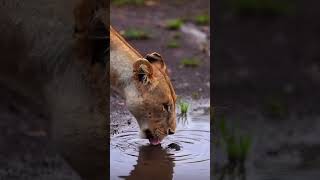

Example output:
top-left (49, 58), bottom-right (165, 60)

top-left (168, 128), bottom-right (175, 135)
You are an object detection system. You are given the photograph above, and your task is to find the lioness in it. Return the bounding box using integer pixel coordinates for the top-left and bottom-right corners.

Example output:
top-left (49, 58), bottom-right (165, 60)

top-left (110, 26), bottom-right (177, 145)
top-left (73, 2), bottom-right (177, 146)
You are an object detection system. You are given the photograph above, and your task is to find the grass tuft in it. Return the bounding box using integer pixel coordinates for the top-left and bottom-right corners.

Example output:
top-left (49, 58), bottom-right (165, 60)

top-left (165, 19), bottom-right (184, 30)
top-left (121, 28), bottom-right (150, 40)
top-left (179, 101), bottom-right (189, 116)
top-left (219, 118), bottom-right (252, 163)
top-left (195, 14), bottom-right (210, 25)
top-left (180, 58), bottom-right (201, 67)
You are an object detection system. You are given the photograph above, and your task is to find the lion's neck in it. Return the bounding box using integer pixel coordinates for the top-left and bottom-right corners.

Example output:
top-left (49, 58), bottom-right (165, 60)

top-left (110, 26), bottom-right (142, 100)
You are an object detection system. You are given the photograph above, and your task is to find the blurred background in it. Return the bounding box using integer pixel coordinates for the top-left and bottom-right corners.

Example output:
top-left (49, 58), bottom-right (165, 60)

top-left (213, 0), bottom-right (320, 179)
top-left (4, 0), bottom-right (320, 179)
top-left (111, 0), bottom-right (210, 99)
top-left (0, 0), bottom-right (106, 179)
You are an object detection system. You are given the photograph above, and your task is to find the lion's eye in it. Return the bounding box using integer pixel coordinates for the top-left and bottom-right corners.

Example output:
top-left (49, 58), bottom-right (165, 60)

top-left (162, 103), bottom-right (171, 112)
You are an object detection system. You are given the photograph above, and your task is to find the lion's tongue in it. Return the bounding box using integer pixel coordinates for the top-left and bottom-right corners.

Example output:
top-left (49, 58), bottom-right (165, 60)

top-left (149, 137), bottom-right (161, 145)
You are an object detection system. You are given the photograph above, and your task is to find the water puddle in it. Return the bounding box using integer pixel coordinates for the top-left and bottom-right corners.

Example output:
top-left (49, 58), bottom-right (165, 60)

top-left (110, 99), bottom-right (210, 180)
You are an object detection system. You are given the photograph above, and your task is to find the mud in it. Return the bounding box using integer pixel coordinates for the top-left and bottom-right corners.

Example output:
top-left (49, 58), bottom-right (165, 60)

top-left (110, 0), bottom-right (210, 98)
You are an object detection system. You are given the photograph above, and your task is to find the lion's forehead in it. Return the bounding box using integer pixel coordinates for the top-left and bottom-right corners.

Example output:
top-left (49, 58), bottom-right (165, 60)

top-left (148, 78), bottom-right (176, 101)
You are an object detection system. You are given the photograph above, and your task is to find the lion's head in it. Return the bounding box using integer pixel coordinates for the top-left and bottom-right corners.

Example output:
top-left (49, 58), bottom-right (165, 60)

top-left (125, 52), bottom-right (177, 145)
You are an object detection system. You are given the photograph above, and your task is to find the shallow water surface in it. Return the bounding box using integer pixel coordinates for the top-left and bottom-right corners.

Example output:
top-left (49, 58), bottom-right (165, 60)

top-left (110, 102), bottom-right (210, 180)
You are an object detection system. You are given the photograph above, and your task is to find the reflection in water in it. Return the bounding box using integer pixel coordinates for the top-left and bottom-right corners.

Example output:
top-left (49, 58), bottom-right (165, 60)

top-left (120, 145), bottom-right (175, 180)
top-left (218, 163), bottom-right (246, 180)
top-left (177, 115), bottom-right (188, 126)
top-left (110, 127), bottom-right (210, 180)
top-left (110, 100), bottom-right (210, 180)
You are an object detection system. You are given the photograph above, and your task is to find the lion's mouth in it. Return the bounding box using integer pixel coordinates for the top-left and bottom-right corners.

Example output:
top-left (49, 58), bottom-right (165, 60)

top-left (144, 129), bottom-right (161, 145)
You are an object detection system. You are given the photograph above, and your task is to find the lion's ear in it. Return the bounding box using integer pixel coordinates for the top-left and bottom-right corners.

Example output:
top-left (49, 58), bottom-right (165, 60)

top-left (133, 58), bottom-right (153, 85)
top-left (145, 52), bottom-right (167, 71)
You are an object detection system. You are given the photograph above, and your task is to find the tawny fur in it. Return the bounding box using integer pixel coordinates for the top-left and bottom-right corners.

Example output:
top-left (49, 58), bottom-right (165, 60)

top-left (110, 26), bottom-right (177, 141)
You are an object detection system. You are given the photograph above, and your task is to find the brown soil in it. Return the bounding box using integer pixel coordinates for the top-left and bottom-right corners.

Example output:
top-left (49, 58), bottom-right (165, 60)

top-left (111, 0), bottom-right (210, 99)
